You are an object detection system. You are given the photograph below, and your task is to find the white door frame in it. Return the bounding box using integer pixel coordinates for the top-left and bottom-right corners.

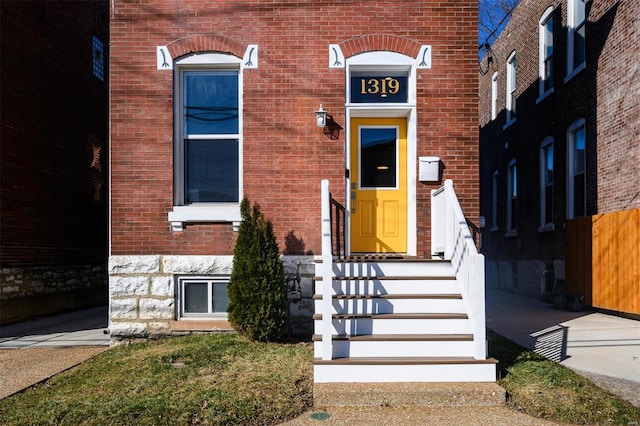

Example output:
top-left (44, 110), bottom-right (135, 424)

top-left (344, 51), bottom-right (417, 256)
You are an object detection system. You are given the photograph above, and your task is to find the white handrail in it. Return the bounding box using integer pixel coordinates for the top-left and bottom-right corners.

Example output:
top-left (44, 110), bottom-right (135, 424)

top-left (320, 180), bottom-right (333, 360)
top-left (431, 179), bottom-right (487, 360)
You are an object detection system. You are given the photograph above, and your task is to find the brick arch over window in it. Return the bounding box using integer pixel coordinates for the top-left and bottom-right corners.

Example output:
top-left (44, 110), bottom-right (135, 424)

top-left (166, 34), bottom-right (246, 60)
top-left (339, 34), bottom-right (422, 59)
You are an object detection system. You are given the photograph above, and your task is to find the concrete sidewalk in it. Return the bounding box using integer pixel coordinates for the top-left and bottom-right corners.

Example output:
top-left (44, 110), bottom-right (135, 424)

top-left (0, 306), bottom-right (110, 399)
top-left (486, 287), bottom-right (640, 406)
top-left (0, 306), bottom-right (110, 348)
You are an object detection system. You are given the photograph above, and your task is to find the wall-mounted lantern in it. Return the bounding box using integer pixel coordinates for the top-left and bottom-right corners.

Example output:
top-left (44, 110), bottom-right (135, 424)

top-left (315, 105), bottom-right (328, 127)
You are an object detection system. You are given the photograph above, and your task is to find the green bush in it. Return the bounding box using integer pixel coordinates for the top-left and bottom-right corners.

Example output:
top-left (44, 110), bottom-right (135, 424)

top-left (228, 198), bottom-right (287, 342)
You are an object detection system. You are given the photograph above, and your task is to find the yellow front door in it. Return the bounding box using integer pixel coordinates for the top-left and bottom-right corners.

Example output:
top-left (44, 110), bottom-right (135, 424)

top-left (350, 117), bottom-right (407, 253)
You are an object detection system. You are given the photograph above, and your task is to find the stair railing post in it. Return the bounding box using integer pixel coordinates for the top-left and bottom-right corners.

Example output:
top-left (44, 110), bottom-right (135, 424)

top-left (320, 180), bottom-right (333, 360)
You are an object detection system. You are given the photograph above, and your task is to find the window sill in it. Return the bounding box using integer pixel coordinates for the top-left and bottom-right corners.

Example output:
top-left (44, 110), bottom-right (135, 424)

top-left (490, 225), bottom-right (499, 232)
top-left (168, 204), bottom-right (241, 231)
top-left (536, 87), bottom-right (554, 104)
top-left (504, 229), bottom-right (518, 238)
top-left (538, 223), bottom-right (555, 233)
top-left (503, 118), bottom-right (516, 130)
top-left (564, 62), bottom-right (586, 83)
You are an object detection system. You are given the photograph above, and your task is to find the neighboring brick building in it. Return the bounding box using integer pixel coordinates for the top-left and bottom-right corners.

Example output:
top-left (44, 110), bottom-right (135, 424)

top-left (0, 1), bottom-right (109, 324)
top-left (108, 0), bottom-right (481, 339)
top-left (479, 0), bottom-right (639, 301)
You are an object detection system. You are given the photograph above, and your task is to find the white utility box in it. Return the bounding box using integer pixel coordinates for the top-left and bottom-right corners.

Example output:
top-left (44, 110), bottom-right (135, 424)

top-left (419, 156), bottom-right (440, 182)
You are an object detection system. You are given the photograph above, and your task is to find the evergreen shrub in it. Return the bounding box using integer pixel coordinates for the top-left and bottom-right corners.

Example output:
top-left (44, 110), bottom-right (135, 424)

top-left (227, 198), bottom-right (287, 342)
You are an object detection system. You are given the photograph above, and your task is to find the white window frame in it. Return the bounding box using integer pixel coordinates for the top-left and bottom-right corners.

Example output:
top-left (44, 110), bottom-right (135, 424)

top-left (566, 0), bottom-right (586, 82)
top-left (506, 159), bottom-right (517, 237)
top-left (504, 51), bottom-right (517, 128)
top-left (539, 137), bottom-right (555, 231)
top-left (567, 118), bottom-right (586, 219)
top-left (168, 53), bottom-right (243, 231)
top-left (177, 276), bottom-right (230, 319)
top-left (491, 170), bottom-right (499, 231)
top-left (537, 7), bottom-right (554, 102)
top-left (491, 72), bottom-right (498, 120)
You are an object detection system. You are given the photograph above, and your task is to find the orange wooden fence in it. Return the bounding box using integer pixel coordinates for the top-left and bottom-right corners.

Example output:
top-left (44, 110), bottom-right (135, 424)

top-left (565, 208), bottom-right (640, 316)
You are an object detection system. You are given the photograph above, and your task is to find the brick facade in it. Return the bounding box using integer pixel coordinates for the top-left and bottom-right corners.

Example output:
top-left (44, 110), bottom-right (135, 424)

top-left (109, 0), bottom-right (479, 337)
top-left (478, 0), bottom-right (639, 298)
top-left (0, 1), bottom-right (109, 324)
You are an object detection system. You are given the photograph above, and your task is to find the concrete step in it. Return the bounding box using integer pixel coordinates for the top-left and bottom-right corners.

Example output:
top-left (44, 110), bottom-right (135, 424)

top-left (313, 381), bottom-right (506, 407)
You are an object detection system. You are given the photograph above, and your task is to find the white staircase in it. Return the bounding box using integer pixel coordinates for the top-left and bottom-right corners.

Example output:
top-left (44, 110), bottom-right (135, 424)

top-left (314, 180), bottom-right (497, 383)
top-left (313, 257), bottom-right (497, 382)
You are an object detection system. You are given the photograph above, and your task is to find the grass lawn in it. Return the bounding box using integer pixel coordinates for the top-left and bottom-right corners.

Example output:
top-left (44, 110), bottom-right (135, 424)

top-left (0, 334), bottom-right (314, 426)
top-left (488, 330), bottom-right (640, 425)
top-left (1, 332), bottom-right (639, 425)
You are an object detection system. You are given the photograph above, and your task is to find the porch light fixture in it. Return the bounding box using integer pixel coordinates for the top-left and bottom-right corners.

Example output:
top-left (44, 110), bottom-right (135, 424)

top-left (315, 105), bottom-right (328, 127)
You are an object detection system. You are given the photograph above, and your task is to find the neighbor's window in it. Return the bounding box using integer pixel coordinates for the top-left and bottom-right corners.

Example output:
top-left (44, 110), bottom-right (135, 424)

top-left (538, 8), bottom-right (554, 99)
top-left (506, 159), bottom-right (517, 235)
top-left (92, 36), bottom-right (104, 82)
top-left (491, 170), bottom-right (499, 231)
top-left (505, 52), bottom-right (517, 127)
top-left (178, 276), bottom-right (229, 318)
top-left (567, 0), bottom-right (586, 80)
top-left (539, 137), bottom-right (554, 229)
top-left (491, 72), bottom-right (498, 120)
top-left (567, 119), bottom-right (586, 218)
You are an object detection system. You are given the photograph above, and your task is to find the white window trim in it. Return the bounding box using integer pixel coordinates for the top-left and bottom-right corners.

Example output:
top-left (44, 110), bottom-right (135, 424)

top-left (539, 137), bottom-right (555, 231)
top-left (504, 51), bottom-right (517, 129)
top-left (491, 72), bottom-right (498, 120)
top-left (490, 170), bottom-right (499, 231)
top-left (567, 118), bottom-right (586, 219)
top-left (176, 275), bottom-right (230, 319)
top-left (537, 7), bottom-right (554, 102)
top-left (565, 0), bottom-right (586, 82)
top-left (345, 51), bottom-right (417, 256)
top-left (505, 158), bottom-right (517, 237)
top-left (168, 53), bottom-right (244, 231)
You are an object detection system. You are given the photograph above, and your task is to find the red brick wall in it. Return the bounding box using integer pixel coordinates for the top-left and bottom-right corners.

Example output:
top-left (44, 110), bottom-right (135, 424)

top-left (0, 1), bottom-right (109, 265)
top-left (110, 0), bottom-right (479, 257)
top-left (478, 0), bottom-right (638, 295)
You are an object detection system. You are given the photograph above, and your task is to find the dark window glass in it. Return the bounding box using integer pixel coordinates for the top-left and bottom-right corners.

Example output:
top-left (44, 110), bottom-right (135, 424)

top-left (184, 71), bottom-right (239, 135)
top-left (351, 73), bottom-right (408, 103)
top-left (360, 128), bottom-right (397, 188)
top-left (184, 282), bottom-right (208, 313)
top-left (574, 23), bottom-right (586, 67)
top-left (212, 283), bottom-right (229, 313)
top-left (185, 139), bottom-right (239, 203)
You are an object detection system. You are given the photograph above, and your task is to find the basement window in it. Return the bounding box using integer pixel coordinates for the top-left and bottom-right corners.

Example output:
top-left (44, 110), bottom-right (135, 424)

top-left (177, 276), bottom-right (229, 318)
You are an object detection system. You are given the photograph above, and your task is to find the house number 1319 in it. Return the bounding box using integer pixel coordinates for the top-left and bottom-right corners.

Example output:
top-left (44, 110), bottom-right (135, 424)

top-left (360, 77), bottom-right (401, 98)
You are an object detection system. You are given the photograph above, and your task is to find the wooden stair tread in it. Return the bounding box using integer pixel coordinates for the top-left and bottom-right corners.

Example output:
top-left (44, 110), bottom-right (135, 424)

top-left (312, 293), bottom-right (461, 300)
top-left (314, 257), bottom-right (450, 263)
top-left (313, 275), bottom-right (456, 281)
top-left (313, 313), bottom-right (468, 320)
top-left (313, 356), bottom-right (499, 365)
top-left (312, 333), bottom-right (473, 341)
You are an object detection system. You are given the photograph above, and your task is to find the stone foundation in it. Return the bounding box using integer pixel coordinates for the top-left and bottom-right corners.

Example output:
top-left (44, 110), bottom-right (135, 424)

top-left (485, 259), bottom-right (560, 299)
top-left (108, 255), bottom-right (316, 341)
top-left (0, 263), bottom-right (107, 325)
